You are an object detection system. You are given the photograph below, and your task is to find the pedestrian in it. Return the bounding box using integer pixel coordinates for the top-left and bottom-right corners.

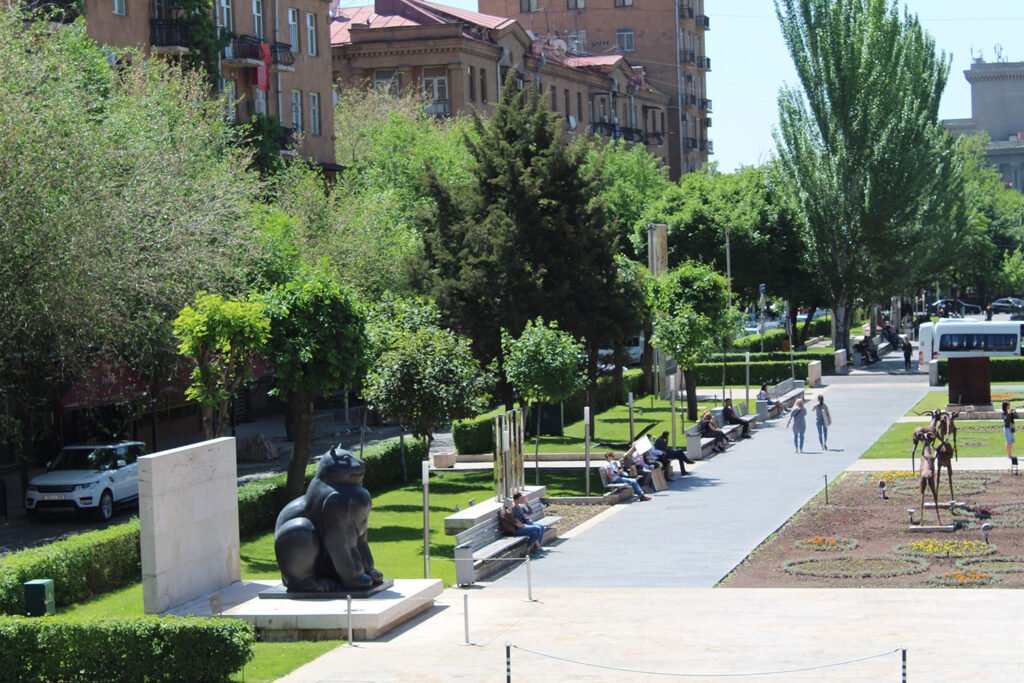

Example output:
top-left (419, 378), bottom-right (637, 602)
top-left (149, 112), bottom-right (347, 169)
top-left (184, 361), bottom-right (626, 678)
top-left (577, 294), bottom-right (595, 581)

top-left (903, 338), bottom-right (912, 372)
top-left (1003, 401), bottom-right (1018, 467)
top-left (786, 398), bottom-right (808, 453)
top-left (811, 394), bottom-right (831, 450)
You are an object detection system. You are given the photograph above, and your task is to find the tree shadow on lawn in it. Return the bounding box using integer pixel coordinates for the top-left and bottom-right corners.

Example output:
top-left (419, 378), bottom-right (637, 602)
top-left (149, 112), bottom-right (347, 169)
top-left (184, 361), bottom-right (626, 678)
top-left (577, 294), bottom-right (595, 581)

top-left (372, 525), bottom-right (426, 543)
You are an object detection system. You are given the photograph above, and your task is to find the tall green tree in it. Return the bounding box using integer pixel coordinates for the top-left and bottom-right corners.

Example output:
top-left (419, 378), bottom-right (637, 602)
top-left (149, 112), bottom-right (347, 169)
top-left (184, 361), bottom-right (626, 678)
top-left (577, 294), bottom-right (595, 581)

top-left (650, 263), bottom-right (739, 421)
top-left (261, 272), bottom-right (367, 497)
top-left (420, 77), bottom-right (640, 403)
top-left (774, 0), bottom-right (960, 349)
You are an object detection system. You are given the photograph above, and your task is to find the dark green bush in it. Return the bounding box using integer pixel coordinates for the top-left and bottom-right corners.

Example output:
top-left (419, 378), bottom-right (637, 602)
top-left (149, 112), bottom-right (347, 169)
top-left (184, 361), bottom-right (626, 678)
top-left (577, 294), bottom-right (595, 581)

top-left (694, 360), bottom-right (812, 386)
top-left (0, 615), bottom-right (253, 683)
top-left (730, 327), bottom-right (788, 352)
top-left (711, 350), bottom-right (836, 375)
top-left (0, 522), bottom-right (140, 615)
top-left (452, 413), bottom-right (495, 455)
top-left (936, 357), bottom-right (1024, 384)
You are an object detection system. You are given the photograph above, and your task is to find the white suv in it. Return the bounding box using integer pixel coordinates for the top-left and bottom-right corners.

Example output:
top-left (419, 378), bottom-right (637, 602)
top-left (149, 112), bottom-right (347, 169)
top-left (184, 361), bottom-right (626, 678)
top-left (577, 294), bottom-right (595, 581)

top-left (24, 442), bottom-right (146, 521)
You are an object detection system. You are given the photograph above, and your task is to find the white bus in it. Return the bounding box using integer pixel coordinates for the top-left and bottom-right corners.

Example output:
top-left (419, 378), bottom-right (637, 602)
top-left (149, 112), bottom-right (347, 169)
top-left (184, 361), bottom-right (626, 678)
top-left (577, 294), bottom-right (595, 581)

top-left (918, 319), bottom-right (1023, 367)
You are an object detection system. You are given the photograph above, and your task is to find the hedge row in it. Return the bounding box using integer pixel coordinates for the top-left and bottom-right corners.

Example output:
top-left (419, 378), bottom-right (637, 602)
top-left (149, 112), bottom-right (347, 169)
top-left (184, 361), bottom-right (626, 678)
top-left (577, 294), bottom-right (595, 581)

top-left (694, 360), bottom-right (813, 386)
top-left (452, 370), bottom-right (645, 455)
top-left (936, 357), bottom-right (1024, 383)
top-left (0, 436), bottom-right (428, 615)
top-left (729, 316), bottom-right (833, 353)
top-left (711, 350), bottom-right (837, 375)
top-left (0, 616), bottom-right (253, 683)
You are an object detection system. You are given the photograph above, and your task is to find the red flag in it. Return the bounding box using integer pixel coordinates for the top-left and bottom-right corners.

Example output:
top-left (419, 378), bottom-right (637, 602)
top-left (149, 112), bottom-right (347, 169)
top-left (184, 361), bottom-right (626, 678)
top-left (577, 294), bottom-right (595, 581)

top-left (257, 64), bottom-right (269, 91)
top-left (260, 42), bottom-right (271, 65)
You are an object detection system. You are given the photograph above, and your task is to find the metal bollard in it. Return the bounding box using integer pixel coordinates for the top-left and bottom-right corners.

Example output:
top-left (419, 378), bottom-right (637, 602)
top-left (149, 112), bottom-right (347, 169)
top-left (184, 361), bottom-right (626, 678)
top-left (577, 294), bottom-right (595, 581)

top-left (347, 595), bottom-right (354, 646)
top-left (463, 593), bottom-right (471, 645)
top-left (525, 554), bottom-right (534, 602)
top-left (506, 641), bottom-right (512, 683)
top-left (901, 648), bottom-right (907, 683)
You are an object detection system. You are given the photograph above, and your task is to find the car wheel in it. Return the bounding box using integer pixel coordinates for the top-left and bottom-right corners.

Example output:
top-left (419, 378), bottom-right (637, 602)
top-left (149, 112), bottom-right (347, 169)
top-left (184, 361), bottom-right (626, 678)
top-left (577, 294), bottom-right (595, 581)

top-left (96, 490), bottom-right (114, 522)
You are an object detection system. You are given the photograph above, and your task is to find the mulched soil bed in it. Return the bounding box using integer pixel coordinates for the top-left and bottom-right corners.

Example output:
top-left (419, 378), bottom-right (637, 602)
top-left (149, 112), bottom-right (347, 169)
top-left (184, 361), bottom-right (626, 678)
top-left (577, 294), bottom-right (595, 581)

top-left (722, 469), bottom-right (1024, 588)
top-left (544, 504), bottom-right (607, 534)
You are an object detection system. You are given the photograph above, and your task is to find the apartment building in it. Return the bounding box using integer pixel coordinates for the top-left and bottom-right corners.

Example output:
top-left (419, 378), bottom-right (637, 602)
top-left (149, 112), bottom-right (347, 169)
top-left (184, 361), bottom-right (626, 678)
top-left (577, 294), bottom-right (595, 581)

top-left (944, 58), bottom-right (1024, 193)
top-left (69, 0), bottom-right (336, 167)
top-left (477, 0), bottom-right (709, 180)
top-left (331, 0), bottom-right (671, 166)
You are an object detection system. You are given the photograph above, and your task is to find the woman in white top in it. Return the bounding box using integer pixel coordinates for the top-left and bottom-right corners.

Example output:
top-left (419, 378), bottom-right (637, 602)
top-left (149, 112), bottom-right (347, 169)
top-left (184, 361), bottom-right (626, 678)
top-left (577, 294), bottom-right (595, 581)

top-left (811, 394), bottom-right (832, 450)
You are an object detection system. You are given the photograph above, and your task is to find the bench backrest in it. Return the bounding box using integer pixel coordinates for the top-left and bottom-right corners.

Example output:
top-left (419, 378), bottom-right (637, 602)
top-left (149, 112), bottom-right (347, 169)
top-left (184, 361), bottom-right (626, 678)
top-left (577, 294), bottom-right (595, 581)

top-left (455, 514), bottom-right (502, 547)
top-left (771, 378), bottom-right (795, 397)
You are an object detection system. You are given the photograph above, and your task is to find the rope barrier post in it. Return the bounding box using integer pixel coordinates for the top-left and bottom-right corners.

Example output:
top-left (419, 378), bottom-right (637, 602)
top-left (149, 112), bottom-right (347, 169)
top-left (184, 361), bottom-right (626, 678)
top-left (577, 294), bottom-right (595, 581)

top-left (346, 594), bottom-right (353, 646)
top-left (584, 406), bottom-right (591, 497)
top-left (463, 592), bottom-right (471, 646)
top-left (901, 648), bottom-right (906, 683)
top-left (824, 474), bottom-right (829, 506)
top-left (525, 554), bottom-right (534, 602)
top-left (506, 641), bottom-right (512, 682)
top-left (628, 392), bottom-right (635, 442)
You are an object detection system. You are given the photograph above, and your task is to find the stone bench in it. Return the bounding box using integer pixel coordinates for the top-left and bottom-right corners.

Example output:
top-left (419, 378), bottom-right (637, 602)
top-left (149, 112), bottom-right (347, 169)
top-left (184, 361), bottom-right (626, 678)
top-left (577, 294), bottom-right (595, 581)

top-left (685, 409), bottom-right (744, 461)
top-left (453, 500), bottom-right (561, 586)
top-left (756, 378), bottom-right (805, 420)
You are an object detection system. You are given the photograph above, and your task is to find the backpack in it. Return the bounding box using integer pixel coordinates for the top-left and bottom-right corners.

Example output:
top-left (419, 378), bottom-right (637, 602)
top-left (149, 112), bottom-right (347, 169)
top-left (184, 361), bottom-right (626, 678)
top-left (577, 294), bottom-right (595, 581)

top-left (497, 507), bottom-right (518, 535)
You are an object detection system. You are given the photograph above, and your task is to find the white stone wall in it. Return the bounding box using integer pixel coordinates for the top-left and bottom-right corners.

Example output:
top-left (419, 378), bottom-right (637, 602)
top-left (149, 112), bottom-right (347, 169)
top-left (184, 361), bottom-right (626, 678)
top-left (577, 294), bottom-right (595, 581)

top-left (139, 437), bottom-right (240, 614)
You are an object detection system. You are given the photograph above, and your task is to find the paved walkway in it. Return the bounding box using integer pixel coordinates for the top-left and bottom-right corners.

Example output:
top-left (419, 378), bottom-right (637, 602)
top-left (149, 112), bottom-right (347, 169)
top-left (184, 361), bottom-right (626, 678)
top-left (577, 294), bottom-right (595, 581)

top-left (287, 370), bottom-right (1024, 682)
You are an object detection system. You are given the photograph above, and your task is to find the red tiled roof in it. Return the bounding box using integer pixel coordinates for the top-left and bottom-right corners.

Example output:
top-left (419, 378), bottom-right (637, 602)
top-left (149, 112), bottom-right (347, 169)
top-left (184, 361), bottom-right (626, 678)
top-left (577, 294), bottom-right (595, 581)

top-left (564, 55), bottom-right (624, 68)
top-left (414, 0), bottom-right (517, 30)
top-left (331, 5), bottom-right (424, 45)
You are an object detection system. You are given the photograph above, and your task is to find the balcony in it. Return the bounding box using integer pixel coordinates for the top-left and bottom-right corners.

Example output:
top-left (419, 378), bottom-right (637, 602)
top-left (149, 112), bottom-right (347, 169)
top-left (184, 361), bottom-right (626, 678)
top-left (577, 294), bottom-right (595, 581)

top-left (680, 49), bottom-right (696, 64)
top-left (698, 14), bottom-right (710, 29)
top-left (591, 121), bottom-right (621, 139)
top-left (223, 36), bottom-right (265, 68)
top-left (697, 56), bottom-right (711, 70)
top-left (150, 19), bottom-right (190, 55)
top-left (646, 131), bottom-right (665, 146)
top-left (425, 100), bottom-right (450, 118)
top-left (699, 98), bottom-right (713, 112)
top-left (684, 93), bottom-right (697, 107)
top-left (704, 139), bottom-right (714, 154)
top-left (620, 127), bottom-right (647, 144)
top-left (270, 42), bottom-right (295, 71)
top-left (704, 116), bottom-right (712, 128)
top-left (684, 137), bottom-right (698, 150)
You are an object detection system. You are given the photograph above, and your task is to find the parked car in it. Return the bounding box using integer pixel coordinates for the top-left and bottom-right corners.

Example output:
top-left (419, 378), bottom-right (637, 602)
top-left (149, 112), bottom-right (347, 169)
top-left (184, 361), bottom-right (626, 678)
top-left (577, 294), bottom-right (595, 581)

top-left (24, 441), bottom-right (146, 521)
top-left (990, 297), bottom-right (1024, 314)
top-left (929, 299), bottom-right (983, 317)
top-left (598, 335), bottom-right (644, 366)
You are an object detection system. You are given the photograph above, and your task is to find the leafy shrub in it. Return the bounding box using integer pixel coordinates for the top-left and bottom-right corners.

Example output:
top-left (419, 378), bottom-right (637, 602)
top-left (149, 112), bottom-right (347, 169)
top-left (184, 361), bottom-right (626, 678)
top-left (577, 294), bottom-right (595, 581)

top-left (0, 615), bottom-right (253, 683)
top-left (730, 327), bottom-right (788, 352)
top-left (452, 413), bottom-right (495, 455)
top-left (710, 350), bottom-right (836, 374)
top-left (694, 360), bottom-right (812, 386)
top-left (0, 522), bottom-right (140, 615)
top-left (937, 357), bottom-right (1024, 383)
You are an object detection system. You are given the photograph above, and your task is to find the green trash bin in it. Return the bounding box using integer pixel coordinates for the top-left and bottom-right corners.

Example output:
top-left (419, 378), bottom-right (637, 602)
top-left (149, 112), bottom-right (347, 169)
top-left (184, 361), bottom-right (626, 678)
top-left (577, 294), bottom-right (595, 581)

top-left (24, 579), bottom-right (54, 617)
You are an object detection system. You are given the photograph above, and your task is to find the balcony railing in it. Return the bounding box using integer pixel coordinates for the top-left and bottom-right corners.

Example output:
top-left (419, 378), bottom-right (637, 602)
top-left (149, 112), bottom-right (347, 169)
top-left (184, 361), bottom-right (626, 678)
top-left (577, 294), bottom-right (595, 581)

top-left (704, 116), bottom-right (712, 128)
top-left (620, 127), bottom-right (647, 144)
top-left (699, 98), bottom-right (713, 112)
top-left (706, 140), bottom-right (714, 154)
top-left (223, 35), bottom-right (264, 63)
top-left (646, 131), bottom-right (665, 146)
top-left (680, 49), bottom-right (696, 64)
top-left (697, 55), bottom-right (711, 70)
top-left (591, 121), bottom-right (620, 139)
top-left (425, 100), bottom-right (450, 118)
top-left (270, 42), bottom-right (295, 67)
top-left (698, 14), bottom-right (710, 29)
top-left (150, 19), bottom-right (189, 49)
top-left (684, 137), bottom-right (698, 150)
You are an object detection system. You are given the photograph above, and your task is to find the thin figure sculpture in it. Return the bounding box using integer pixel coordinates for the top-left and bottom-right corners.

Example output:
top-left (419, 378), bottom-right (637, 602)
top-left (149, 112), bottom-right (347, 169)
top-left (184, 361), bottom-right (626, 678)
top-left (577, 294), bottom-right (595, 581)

top-left (934, 433), bottom-right (956, 503)
top-left (918, 435), bottom-right (941, 525)
top-left (910, 410), bottom-right (942, 472)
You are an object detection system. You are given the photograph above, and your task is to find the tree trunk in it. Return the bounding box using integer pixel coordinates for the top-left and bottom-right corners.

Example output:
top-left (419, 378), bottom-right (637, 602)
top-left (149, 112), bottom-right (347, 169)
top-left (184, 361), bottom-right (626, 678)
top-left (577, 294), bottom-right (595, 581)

top-left (215, 397), bottom-right (232, 438)
top-left (201, 405), bottom-right (215, 440)
top-left (285, 389), bottom-right (315, 499)
top-left (683, 367), bottom-right (698, 422)
top-left (833, 298), bottom-right (852, 352)
top-left (641, 318), bottom-right (654, 395)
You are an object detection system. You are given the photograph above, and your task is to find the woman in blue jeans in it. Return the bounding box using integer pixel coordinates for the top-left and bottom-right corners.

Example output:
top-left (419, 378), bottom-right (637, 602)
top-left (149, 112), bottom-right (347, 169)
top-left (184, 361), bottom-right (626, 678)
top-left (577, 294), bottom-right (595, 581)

top-left (811, 395), bottom-right (831, 450)
top-left (786, 398), bottom-right (807, 453)
top-left (511, 492), bottom-right (545, 552)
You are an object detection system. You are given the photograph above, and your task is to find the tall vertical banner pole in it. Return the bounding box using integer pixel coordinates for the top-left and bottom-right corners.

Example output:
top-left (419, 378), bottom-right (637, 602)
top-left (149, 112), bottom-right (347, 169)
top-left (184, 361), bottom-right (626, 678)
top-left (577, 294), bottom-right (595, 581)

top-left (745, 351), bottom-right (751, 410)
top-left (422, 460), bottom-right (430, 578)
top-left (584, 406), bottom-right (591, 497)
top-left (669, 375), bottom-right (677, 449)
top-left (628, 392), bottom-right (635, 442)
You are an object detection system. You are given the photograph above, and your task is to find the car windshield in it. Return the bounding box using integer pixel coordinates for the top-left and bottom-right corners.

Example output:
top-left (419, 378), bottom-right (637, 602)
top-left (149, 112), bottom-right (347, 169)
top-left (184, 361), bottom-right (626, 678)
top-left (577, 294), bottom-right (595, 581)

top-left (50, 447), bottom-right (117, 471)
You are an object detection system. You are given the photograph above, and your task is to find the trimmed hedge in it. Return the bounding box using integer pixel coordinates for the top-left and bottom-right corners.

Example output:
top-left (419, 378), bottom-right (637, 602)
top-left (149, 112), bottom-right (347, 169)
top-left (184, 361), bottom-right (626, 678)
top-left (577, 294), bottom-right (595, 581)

top-left (937, 357), bottom-right (1024, 384)
top-left (0, 615), bottom-right (253, 683)
top-left (0, 436), bottom-right (428, 615)
top-left (712, 350), bottom-right (837, 375)
top-left (452, 370), bottom-right (645, 455)
top-left (694, 360), bottom-right (812, 386)
top-left (730, 316), bottom-right (833, 353)
top-left (0, 522), bottom-right (140, 615)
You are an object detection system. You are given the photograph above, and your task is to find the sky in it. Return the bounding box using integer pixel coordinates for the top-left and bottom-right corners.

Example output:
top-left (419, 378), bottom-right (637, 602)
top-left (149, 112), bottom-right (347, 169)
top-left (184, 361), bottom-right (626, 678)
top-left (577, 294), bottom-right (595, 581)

top-left (398, 0), bottom-right (1024, 172)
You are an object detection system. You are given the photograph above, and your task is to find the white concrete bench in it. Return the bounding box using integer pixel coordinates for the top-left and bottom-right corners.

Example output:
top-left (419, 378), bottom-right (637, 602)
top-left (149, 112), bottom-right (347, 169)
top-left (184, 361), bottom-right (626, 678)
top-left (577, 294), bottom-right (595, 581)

top-left (453, 499), bottom-right (561, 585)
top-left (756, 378), bottom-right (805, 420)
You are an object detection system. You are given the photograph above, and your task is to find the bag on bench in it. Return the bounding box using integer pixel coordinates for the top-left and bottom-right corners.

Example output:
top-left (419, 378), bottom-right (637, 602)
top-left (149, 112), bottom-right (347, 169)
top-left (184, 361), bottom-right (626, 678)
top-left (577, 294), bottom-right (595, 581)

top-left (497, 507), bottom-right (518, 536)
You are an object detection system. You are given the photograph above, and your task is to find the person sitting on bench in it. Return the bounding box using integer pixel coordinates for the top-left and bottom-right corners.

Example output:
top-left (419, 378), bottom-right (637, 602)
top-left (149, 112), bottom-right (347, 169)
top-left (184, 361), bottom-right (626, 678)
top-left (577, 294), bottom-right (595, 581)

top-left (621, 444), bottom-right (655, 490)
top-left (511, 491), bottom-right (545, 554)
top-left (653, 431), bottom-right (694, 475)
top-left (722, 398), bottom-right (751, 438)
top-left (699, 411), bottom-right (729, 453)
top-left (603, 452), bottom-right (650, 501)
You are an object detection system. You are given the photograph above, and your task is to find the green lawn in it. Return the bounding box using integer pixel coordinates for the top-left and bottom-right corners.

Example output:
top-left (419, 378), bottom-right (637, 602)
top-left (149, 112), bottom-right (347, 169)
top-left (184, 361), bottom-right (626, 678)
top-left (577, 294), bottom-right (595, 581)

top-left (529, 393), bottom-right (756, 454)
top-left (906, 390), bottom-right (1024, 416)
top-left (860, 420), bottom-right (1006, 459)
top-left (57, 469), bottom-right (596, 680)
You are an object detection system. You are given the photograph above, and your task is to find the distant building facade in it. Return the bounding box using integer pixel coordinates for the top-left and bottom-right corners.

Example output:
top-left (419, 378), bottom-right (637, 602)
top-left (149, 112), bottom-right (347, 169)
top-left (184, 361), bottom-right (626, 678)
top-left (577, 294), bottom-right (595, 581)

top-left (330, 0), bottom-right (671, 167)
top-left (943, 59), bottom-right (1024, 193)
top-left (476, 0), bottom-right (710, 180)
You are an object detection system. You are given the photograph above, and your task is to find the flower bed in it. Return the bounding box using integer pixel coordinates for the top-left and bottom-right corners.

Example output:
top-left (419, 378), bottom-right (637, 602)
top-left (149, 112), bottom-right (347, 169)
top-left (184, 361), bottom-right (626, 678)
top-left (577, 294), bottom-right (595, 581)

top-left (895, 538), bottom-right (996, 558)
top-left (794, 537), bottom-right (858, 552)
top-left (782, 556), bottom-right (928, 579)
top-left (956, 556), bottom-right (1024, 574)
top-left (884, 473), bottom-right (996, 497)
top-left (928, 570), bottom-right (996, 587)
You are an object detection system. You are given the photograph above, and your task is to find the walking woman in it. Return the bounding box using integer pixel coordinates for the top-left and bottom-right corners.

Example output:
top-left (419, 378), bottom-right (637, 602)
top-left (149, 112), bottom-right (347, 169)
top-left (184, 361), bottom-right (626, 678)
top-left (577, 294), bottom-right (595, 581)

top-left (811, 394), bottom-right (831, 450)
top-left (786, 398), bottom-right (808, 453)
top-left (1004, 401), bottom-right (1018, 466)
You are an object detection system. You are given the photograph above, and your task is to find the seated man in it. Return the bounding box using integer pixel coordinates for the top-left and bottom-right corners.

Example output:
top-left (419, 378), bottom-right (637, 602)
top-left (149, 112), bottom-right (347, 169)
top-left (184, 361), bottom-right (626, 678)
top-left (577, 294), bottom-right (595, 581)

top-left (511, 491), bottom-right (545, 554)
top-left (652, 430), bottom-right (694, 475)
top-left (603, 452), bottom-right (650, 501)
top-left (622, 444), bottom-right (655, 490)
top-left (722, 398), bottom-right (751, 438)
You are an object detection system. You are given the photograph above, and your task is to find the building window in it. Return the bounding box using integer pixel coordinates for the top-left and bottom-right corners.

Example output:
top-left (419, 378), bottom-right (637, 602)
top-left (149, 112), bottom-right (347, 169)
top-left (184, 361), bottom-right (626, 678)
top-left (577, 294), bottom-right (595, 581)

top-left (374, 69), bottom-right (399, 96)
top-left (564, 89), bottom-right (570, 117)
top-left (291, 89), bottom-right (302, 131)
top-left (468, 66), bottom-right (476, 102)
top-left (305, 13), bottom-right (317, 56)
top-left (113, 0), bottom-right (126, 15)
top-left (566, 29), bottom-right (587, 54)
top-left (615, 29), bottom-right (635, 53)
top-left (550, 85), bottom-right (557, 111)
top-left (309, 92), bottom-right (321, 135)
top-left (423, 66), bottom-right (449, 116)
top-left (480, 69), bottom-right (488, 103)
top-left (252, 0), bottom-right (263, 38)
top-left (614, 0), bottom-right (633, 6)
top-left (577, 92), bottom-right (583, 122)
top-left (219, 0), bottom-right (232, 31)
top-left (519, 0), bottom-right (538, 12)
top-left (288, 9), bottom-right (299, 52)
top-left (567, 0), bottom-right (585, 8)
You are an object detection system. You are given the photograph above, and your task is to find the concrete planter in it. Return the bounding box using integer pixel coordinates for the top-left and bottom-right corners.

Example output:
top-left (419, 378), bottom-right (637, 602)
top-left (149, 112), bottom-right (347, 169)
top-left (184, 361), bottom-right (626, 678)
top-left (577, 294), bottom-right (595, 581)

top-left (432, 453), bottom-right (457, 468)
